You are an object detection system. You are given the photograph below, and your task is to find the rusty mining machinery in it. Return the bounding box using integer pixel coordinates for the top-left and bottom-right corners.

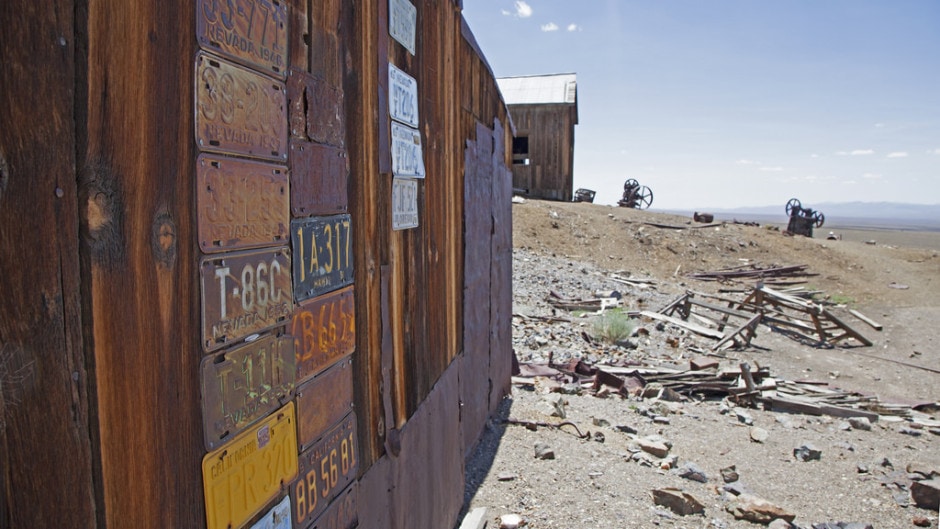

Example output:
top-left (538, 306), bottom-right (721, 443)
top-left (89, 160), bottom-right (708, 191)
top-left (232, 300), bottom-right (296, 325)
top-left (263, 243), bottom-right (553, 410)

top-left (785, 198), bottom-right (825, 237)
top-left (617, 179), bottom-right (654, 209)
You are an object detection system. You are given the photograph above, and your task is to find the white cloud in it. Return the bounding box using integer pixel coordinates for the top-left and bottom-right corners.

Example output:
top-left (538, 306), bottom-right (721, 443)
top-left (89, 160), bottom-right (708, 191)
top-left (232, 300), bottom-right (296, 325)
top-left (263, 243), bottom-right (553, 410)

top-left (760, 166), bottom-right (784, 172)
top-left (930, 148), bottom-right (940, 155)
top-left (501, 9), bottom-right (512, 15)
top-left (887, 152), bottom-right (908, 158)
top-left (735, 159), bottom-right (759, 165)
top-left (837, 149), bottom-right (874, 156)
top-left (567, 24), bottom-right (581, 32)
top-left (810, 154), bottom-right (820, 158)
top-left (875, 123), bottom-right (885, 128)
top-left (842, 180), bottom-right (858, 185)
top-left (514, 1), bottom-right (533, 18)
top-left (862, 172), bottom-right (882, 180)
top-left (541, 22), bottom-right (559, 32)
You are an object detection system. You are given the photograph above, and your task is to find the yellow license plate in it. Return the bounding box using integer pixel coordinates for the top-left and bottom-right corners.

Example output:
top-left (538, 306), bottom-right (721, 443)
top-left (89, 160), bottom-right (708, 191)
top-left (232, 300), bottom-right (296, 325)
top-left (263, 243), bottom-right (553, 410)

top-left (203, 402), bottom-right (298, 529)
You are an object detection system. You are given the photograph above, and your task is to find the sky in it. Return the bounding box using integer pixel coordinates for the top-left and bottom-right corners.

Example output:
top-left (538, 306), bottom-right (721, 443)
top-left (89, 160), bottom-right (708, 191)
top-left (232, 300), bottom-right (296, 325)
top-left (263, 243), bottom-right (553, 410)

top-left (461, 1), bottom-right (940, 210)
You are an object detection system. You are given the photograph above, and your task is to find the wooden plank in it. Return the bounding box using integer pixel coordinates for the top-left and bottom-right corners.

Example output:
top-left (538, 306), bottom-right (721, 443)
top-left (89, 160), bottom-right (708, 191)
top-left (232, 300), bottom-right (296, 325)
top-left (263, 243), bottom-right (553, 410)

top-left (640, 311), bottom-right (724, 339)
top-left (849, 309), bottom-right (883, 331)
top-left (761, 395), bottom-right (880, 422)
top-left (0, 1), bottom-right (97, 526)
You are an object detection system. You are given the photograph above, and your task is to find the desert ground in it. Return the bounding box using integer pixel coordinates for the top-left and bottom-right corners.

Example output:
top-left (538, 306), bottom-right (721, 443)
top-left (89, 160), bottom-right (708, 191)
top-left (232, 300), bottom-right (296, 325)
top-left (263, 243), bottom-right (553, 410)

top-left (460, 199), bottom-right (939, 529)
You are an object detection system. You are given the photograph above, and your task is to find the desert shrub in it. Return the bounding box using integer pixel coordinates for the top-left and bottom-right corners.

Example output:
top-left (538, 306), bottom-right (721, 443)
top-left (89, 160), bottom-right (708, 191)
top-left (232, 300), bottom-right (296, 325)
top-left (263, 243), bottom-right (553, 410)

top-left (592, 309), bottom-right (635, 344)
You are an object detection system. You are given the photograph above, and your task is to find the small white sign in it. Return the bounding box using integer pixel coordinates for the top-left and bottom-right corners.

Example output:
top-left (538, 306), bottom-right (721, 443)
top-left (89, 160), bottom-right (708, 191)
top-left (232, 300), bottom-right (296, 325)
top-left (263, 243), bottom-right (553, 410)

top-left (391, 122), bottom-right (426, 178)
top-left (392, 178), bottom-right (419, 230)
top-left (388, 63), bottom-right (419, 128)
top-left (249, 496), bottom-right (291, 529)
top-left (389, 0), bottom-right (417, 55)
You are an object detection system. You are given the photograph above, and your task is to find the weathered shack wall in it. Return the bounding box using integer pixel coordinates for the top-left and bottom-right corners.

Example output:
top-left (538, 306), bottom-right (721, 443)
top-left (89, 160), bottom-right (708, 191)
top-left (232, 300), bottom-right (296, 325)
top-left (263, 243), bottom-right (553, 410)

top-left (1, 0), bottom-right (511, 528)
top-left (507, 103), bottom-right (577, 201)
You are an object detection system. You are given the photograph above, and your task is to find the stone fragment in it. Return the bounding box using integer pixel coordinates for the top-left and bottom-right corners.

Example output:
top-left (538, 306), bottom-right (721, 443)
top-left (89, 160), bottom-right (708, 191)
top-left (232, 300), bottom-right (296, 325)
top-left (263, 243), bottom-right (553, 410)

top-left (810, 524), bottom-right (874, 529)
top-left (750, 426), bottom-right (769, 443)
top-left (912, 516), bottom-right (931, 527)
top-left (720, 465), bottom-right (740, 483)
top-left (768, 519), bottom-right (792, 529)
top-left (534, 443), bottom-right (555, 460)
top-left (499, 513), bottom-right (525, 529)
top-left (651, 488), bottom-right (706, 516)
top-left (794, 443), bottom-right (822, 462)
top-left (637, 437), bottom-right (671, 458)
top-left (653, 416), bottom-right (671, 425)
top-left (900, 427), bottom-right (923, 437)
top-left (735, 410), bottom-right (754, 425)
top-left (727, 493), bottom-right (795, 524)
top-left (616, 424), bottom-right (638, 435)
top-left (911, 479), bottom-right (940, 510)
top-left (690, 356), bottom-right (720, 371)
top-left (641, 382), bottom-right (664, 399)
top-left (677, 462), bottom-right (708, 483)
top-left (539, 394), bottom-right (567, 419)
top-left (592, 417), bottom-right (610, 427)
top-left (907, 462), bottom-right (940, 479)
top-left (848, 417), bottom-right (872, 431)
top-left (497, 472), bottom-right (517, 481)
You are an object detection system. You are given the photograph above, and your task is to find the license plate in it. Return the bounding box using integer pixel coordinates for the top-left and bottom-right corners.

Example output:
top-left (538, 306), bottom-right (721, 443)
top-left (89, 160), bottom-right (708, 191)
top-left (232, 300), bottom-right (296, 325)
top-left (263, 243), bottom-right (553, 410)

top-left (201, 333), bottom-right (296, 450)
top-left (201, 247), bottom-right (293, 351)
top-left (296, 358), bottom-right (353, 450)
top-left (290, 141), bottom-right (348, 217)
top-left (250, 495), bottom-right (292, 529)
top-left (197, 0), bottom-right (288, 78)
top-left (290, 413), bottom-right (358, 528)
top-left (203, 402), bottom-right (299, 529)
top-left (388, 0), bottom-right (416, 55)
top-left (290, 215), bottom-right (353, 302)
top-left (388, 63), bottom-right (418, 128)
top-left (390, 122), bottom-right (425, 178)
top-left (291, 286), bottom-right (355, 383)
top-left (303, 482), bottom-right (358, 529)
top-left (392, 178), bottom-right (419, 230)
top-left (197, 154), bottom-right (290, 253)
top-left (196, 52), bottom-right (288, 162)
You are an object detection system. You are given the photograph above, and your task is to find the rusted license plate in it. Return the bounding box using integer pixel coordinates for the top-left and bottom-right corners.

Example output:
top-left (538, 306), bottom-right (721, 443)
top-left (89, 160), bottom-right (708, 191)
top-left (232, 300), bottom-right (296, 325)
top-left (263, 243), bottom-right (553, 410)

top-left (197, 154), bottom-right (290, 253)
top-left (392, 178), bottom-right (419, 230)
top-left (290, 215), bottom-right (353, 302)
top-left (291, 412), bottom-right (358, 528)
top-left (287, 69), bottom-right (345, 147)
top-left (197, 0), bottom-right (288, 79)
top-left (196, 52), bottom-right (288, 162)
top-left (201, 333), bottom-right (296, 450)
top-left (290, 141), bottom-right (348, 217)
top-left (388, 63), bottom-right (418, 128)
top-left (250, 495), bottom-right (292, 529)
top-left (296, 358), bottom-right (353, 450)
top-left (301, 482), bottom-right (358, 529)
top-left (203, 402), bottom-right (298, 529)
top-left (291, 286), bottom-right (355, 383)
top-left (390, 122), bottom-right (425, 178)
top-left (201, 247), bottom-right (293, 352)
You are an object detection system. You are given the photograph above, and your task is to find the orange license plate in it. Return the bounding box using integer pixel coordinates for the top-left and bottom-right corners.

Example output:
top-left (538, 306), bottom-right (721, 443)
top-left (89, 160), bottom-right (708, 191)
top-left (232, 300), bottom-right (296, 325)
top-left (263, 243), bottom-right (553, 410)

top-left (290, 412), bottom-right (358, 528)
top-left (203, 402), bottom-right (298, 529)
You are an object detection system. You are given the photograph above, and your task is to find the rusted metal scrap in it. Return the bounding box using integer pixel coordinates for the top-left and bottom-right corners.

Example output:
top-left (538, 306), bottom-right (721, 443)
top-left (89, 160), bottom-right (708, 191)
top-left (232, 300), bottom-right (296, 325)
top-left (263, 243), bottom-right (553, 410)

top-left (617, 178), bottom-right (653, 209)
top-left (784, 198), bottom-right (825, 237)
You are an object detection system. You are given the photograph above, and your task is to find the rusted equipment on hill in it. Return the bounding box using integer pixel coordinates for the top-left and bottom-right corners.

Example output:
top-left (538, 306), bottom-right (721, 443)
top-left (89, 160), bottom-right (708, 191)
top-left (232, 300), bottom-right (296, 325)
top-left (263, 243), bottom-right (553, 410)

top-left (785, 198), bottom-right (825, 237)
top-left (573, 188), bottom-right (596, 203)
top-left (618, 179), bottom-right (654, 209)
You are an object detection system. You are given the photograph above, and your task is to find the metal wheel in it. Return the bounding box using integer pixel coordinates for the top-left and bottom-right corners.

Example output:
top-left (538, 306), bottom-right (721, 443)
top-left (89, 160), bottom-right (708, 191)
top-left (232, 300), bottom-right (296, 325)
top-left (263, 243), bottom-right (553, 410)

top-left (623, 178), bottom-right (639, 191)
top-left (813, 211), bottom-right (825, 228)
top-left (786, 198), bottom-right (801, 216)
top-left (636, 186), bottom-right (654, 209)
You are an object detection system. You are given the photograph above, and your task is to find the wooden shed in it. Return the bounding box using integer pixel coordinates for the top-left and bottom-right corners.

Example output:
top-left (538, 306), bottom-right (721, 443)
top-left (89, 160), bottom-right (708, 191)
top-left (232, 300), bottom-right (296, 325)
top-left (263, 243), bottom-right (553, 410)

top-left (497, 73), bottom-right (579, 201)
top-left (0, 1), bottom-right (512, 528)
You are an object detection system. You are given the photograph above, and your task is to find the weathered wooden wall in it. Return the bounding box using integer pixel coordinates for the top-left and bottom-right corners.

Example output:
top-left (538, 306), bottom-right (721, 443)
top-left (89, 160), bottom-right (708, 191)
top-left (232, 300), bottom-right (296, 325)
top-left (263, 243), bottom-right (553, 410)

top-left (0, 1), bottom-right (511, 528)
top-left (507, 103), bottom-right (578, 201)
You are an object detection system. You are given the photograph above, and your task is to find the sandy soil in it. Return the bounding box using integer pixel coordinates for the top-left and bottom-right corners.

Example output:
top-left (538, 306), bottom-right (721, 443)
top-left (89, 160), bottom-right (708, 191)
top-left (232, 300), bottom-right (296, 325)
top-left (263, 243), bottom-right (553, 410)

top-left (460, 199), bottom-right (940, 529)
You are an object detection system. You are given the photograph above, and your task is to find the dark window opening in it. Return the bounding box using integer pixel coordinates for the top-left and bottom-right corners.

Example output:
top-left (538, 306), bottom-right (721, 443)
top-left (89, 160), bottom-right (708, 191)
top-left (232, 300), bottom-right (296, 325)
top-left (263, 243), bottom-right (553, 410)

top-left (512, 136), bottom-right (529, 165)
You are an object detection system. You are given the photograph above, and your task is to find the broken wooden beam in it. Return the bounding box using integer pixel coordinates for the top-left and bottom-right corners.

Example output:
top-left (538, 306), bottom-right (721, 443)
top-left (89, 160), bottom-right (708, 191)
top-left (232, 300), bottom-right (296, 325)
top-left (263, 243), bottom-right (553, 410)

top-left (639, 310), bottom-right (725, 339)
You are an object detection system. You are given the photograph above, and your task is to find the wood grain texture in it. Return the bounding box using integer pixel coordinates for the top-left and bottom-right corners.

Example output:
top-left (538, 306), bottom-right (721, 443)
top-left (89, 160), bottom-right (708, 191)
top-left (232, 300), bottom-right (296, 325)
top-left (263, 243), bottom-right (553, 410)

top-left (80, 2), bottom-right (203, 527)
top-left (0, 1), bottom-right (97, 527)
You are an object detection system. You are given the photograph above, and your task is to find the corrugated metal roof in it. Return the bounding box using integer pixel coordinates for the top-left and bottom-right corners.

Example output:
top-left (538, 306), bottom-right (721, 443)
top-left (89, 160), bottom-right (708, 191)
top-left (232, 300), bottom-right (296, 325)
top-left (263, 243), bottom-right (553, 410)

top-left (496, 73), bottom-right (577, 105)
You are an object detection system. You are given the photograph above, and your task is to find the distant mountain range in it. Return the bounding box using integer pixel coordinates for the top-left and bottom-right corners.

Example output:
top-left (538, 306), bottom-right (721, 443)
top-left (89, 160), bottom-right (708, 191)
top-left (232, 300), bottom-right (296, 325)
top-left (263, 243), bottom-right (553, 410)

top-left (656, 202), bottom-right (940, 231)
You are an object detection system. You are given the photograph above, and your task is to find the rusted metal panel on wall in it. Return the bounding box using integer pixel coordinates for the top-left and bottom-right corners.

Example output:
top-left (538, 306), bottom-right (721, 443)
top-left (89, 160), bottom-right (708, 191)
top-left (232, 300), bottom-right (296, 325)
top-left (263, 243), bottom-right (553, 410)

top-left (489, 117), bottom-right (514, 411)
top-left (196, 0), bottom-right (288, 79)
top-left (288, 68), bottom-right (346, 146)
top-left (197, 154), bottom-right (291, 253)
top-left (290, 140), bottom-right (349, 217)
top-left (296, 357), bottom-right (354, 450)
top-left (291, 286), bottom-right (355, 384)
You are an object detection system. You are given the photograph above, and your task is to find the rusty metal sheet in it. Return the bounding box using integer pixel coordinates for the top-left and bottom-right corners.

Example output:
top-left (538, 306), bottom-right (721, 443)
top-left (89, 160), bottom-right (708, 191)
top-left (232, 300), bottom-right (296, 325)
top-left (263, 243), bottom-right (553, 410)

top-left (197, 154), bottom-right (290, 253)
top-left (196, 52), bottom-right (288, 162)
top-left (202, 402), bottom-right (298, 529)
top-left (249, 495), bottom-right (292, 529)
top-left (390, 122), bottom-right (425, 178)
top-left (287, 69), bottom-right (346, 146)
top-left (291, 286), bottom-right (355, 384)
top-left (291, 412), bottom-right (358, 528)
top-left (388, 63), bottom-right (418, 128)
top-left (201, 247), bottom-right (294, 352)
top-left (200, 333), bottom-right (296, 450)
top-left (302, 482), bottom-right (358, 529)
top-left (388, 0), bottom-right (416, 55)
top-left (290, 140), bottom-right (348, 217)
top-left (391, 178), bottom-right (419, 230)
top-left (296, 357), bottom-right (353, 451)
top-left (196, 0), bottom-right (288, 79)
top-left (290, 215), bottom-right (353, 302)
